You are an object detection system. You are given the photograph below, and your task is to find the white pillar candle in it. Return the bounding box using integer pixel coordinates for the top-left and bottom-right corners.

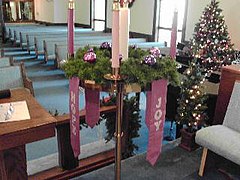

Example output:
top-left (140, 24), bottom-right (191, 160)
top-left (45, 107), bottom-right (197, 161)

top-left (119, 4), bottom-right (129, 61)
top-left (111, 2), bottom-right (121, 68)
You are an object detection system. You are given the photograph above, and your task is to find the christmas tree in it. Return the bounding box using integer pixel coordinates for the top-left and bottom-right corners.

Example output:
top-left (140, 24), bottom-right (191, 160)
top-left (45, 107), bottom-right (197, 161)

top-left (176, 60), bottom-right (208, 132)
top-left (190, 0), bottom-right (235, 72)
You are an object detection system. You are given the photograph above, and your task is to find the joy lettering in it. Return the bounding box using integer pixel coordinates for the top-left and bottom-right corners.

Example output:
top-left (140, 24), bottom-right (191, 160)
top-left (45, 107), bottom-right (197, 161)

top-left (154, 97), bottom-right (162, 131)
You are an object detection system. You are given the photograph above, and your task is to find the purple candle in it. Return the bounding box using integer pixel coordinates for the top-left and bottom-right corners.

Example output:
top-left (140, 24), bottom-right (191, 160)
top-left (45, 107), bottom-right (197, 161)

top-left (68, 0), bottom-right (75, 57)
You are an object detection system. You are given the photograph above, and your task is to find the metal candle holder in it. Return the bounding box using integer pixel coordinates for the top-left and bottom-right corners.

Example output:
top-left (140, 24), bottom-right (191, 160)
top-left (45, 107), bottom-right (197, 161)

top-left (105, 67), bottom-right (124, 180)
top-left (106, 1), bottom-right (129, 179)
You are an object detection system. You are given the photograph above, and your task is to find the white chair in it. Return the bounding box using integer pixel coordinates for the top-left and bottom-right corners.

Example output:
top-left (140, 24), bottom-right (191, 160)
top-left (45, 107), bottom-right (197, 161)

top-left (196, 80), bottom-right (240, 176)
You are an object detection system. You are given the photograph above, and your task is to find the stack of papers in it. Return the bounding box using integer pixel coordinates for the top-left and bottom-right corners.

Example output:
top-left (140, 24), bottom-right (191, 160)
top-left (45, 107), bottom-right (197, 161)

top-left (0, 101), bottom-right (30, 123)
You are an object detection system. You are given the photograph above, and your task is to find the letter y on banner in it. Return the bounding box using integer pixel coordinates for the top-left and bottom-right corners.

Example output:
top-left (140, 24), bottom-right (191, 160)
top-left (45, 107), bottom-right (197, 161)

top-left (69, 77), bottom-right (80, 158)
top-left (145, 79), bottom-right (168, 166)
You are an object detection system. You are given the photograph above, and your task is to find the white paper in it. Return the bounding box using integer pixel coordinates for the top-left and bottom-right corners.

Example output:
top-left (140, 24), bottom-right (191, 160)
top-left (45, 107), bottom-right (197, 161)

top-left (0, 101), bottom-right (30, 123)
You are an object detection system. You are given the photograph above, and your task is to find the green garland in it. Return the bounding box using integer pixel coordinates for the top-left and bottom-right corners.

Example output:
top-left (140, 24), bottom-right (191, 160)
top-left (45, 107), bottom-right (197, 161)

top-left (100, 94), bottom-right (141, 158)
top-left (62, 45), bottom-right (180, 87)
top-left (63, 46), bottom-right (112, 85)
top-left (121, 56), bottom-right (179, 88)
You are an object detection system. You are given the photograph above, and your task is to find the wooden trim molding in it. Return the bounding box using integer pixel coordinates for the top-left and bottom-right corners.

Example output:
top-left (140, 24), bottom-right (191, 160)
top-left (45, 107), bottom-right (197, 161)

top-left (28, 149), bottom-right (115, 180)
top-left (34, 20), bottom-right (91, 29)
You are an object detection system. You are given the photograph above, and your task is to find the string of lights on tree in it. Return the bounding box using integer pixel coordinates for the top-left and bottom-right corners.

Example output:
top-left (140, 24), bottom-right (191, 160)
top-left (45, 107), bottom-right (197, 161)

top-left (190, 0), bottom-right (235, 72)
top-left (176, 60), bottom-right (208, 132)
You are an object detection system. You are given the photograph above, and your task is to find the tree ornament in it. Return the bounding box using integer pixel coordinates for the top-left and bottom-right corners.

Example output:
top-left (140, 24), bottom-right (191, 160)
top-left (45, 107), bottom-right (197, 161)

top-left (119, 54), bottom-right (123, 61)
top-left (149, 47), bottom-right (162, 58)
top-left (100, 42), bottom-right (112, 50)
top-left (83, 48), bottom-right (97, 63)
top-left (143, 55), bottom-right (157, 66)
top-left (128, 0), bottom-right (136, 8)
top-left (130, 44), bottom-right (138, 49)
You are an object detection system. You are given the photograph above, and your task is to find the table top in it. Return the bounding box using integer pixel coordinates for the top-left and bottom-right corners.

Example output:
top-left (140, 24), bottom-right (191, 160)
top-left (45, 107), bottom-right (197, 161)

top-left (222, 64), bottom-right (240, 74)
top-left (0, 88), bottom-right (56, 151)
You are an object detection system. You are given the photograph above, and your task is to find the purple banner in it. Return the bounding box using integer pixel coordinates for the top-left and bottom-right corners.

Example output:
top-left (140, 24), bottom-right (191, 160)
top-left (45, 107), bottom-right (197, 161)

top-left (146, 79), bottom-right (168, 166)
top-left (69, 77), bottom-right (80, 158)
top-left (85, 88), bottom-right (100, 128)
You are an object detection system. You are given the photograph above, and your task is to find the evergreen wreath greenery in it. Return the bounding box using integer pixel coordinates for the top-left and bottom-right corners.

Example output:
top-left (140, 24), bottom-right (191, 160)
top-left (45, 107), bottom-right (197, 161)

top-left (121, 56), bottom-right (179, 88)
top-left (100, 94), bottom-right (141, 158)
top-left (63, 46), bottom-right (112, 85)
top-left (62, 45), bottom-right (180, 88)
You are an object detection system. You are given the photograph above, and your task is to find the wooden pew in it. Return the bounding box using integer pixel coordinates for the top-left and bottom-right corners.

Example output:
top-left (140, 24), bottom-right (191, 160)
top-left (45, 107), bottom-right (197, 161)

top-left (29, 105), bottom-right (116, 180)
top-left (33, 32), bottom-right (111, 57)
top-left (0, 57), bottom-right (14, 67)
top-left (24, 31), bottom-right (106, 54)
top-left (22, 28), bottom-right (94, 50)
top-left (13, 26), bottom-right (93, 48)
top-left (0, 63), bottom-right (34, 96)
top-left (43, 35), bottom-right (119, 63)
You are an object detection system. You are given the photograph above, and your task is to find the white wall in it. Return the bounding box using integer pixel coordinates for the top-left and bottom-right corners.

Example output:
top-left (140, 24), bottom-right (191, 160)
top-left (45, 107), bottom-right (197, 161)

top-left (34, 0), bottom-right (54, 22)
top-left (107, 0), bottom-right (154, 35)
top-left (54, 0), bottom-right (68, 23)
top-left (34, 0), bottom-right (90, 26)
top-left (185, 0), bottom-right (240, 49)
top-left (75, 0), bottom-right (91, 26)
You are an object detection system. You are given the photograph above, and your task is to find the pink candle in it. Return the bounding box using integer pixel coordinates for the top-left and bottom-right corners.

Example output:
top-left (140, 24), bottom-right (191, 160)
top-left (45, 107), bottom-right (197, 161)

top-left (111, 2), bottom-right (121, 68)
top-left (170, 10), bottom-right (178, 59)
top-left (120, 4), bottom-right (129, 61)
top-left (68, 0), bottom-right (74, 56)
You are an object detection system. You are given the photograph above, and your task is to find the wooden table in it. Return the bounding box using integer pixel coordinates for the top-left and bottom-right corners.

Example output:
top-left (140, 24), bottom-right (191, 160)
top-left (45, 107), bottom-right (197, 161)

top-left (0, 88), bottom-right (56, 180)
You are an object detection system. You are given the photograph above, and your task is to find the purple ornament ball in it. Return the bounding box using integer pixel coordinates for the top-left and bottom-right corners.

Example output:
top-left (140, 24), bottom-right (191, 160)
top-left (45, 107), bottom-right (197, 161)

top-left (130, 44), bottom-right (138, 50)
top-left (150, 47), bottom-right (161, 58)
top-left (100, 42), bottom-right (112, 50)
top-left (83, 51), bottom-right (97, 63)
top-left (143, 55), bottom-right (157, 66)
top-left (88, 48), bottom-right (94, 52)
top-left (119, 54), bottom-right (123, 61)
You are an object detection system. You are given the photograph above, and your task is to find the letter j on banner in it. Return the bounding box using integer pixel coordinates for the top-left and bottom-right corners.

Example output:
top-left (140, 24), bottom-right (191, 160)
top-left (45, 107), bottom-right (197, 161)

top-left (69, 77), bottom-right (80, 158)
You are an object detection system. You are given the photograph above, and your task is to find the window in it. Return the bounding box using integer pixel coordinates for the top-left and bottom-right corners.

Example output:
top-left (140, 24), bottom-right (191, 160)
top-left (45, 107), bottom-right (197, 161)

top-left (157, 0), bottom-right (186, 46)
top-left (3, 0), bottom-right (34, 22)
top-left (92, 0), bottom-right (106, 31)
